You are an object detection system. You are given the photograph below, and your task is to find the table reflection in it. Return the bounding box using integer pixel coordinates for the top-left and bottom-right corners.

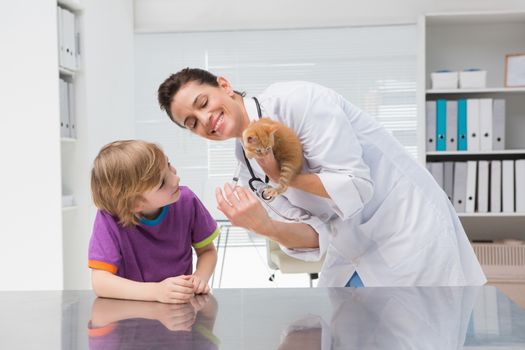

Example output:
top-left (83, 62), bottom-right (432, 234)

top-left (277, 287), bottom-right (477, 350)
top-left (88, 294), bottom-right (219, 350)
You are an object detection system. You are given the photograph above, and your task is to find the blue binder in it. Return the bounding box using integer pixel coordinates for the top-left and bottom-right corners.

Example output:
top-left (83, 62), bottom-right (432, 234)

top-left (436, 99), bottom-right (447, 151)
top-left (457, 99), bottom-right (468, 151)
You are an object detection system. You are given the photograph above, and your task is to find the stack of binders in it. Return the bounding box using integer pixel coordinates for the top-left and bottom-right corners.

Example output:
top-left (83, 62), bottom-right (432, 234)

top-left (427, 159), bottom-right (525, 213)
top-left (426, 99), bottom-right (505, 152)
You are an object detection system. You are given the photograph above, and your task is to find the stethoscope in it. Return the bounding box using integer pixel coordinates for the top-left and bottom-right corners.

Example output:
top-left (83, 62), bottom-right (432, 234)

top-left (234, 97), bottom-right (312, 223)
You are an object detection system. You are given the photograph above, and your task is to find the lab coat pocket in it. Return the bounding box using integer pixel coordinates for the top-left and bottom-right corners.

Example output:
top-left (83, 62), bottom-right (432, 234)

top-left (358, 180), bottom-right (443, 269)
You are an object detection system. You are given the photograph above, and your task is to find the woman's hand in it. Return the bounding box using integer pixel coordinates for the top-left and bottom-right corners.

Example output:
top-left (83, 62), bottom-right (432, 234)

top-left (215, 183), bottom-right (273, 234)
top-left (255, 151), bottom-right (280, 183)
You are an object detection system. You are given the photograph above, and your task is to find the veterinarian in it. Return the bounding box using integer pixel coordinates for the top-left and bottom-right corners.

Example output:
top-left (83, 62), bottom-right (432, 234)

top-left (157, 67), bottom-right (486, 288)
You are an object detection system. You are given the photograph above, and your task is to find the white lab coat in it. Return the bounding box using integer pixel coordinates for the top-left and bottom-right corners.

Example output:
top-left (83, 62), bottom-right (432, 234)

top-left (237, 81), bottom-right (486, 287)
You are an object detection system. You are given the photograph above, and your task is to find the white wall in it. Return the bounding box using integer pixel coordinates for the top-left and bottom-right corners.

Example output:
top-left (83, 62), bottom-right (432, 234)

top-left (0, 0), bottom-right (135, 291)
top-left (0, 0), bottom-right (63, 290)
top-left (63, 0), bottom-right (136, 290)
top-left (134, 0), bottom-right (525, 32)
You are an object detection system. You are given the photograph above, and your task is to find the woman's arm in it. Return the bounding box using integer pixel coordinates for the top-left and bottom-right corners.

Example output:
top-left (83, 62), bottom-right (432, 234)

top-left (91, 269), bottom-right (194, 303)
top-left (216, 184), bottom-right (319, 249)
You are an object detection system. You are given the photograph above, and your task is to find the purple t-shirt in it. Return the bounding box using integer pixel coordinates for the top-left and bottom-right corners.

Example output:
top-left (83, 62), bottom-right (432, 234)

top-left (88, 186), bottom-right (219, 282)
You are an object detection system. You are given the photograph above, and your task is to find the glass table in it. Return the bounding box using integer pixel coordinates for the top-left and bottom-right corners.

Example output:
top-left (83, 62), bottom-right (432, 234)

top-left (1, 286), bottom-right (524, 349)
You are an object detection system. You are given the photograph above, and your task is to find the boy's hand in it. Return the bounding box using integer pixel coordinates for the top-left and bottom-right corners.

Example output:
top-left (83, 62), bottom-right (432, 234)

top-left (190, 274), bottom-right (210, 294)
top-left (156, 275), bottom-right (194, 304)
top-left (153, 302), bottom-right (197, 331)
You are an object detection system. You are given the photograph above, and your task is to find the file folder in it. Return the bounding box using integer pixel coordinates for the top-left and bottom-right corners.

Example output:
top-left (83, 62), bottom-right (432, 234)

top-left (490, 160), bottom-right (502, 213)
top-left (502, 160), bottom-right (514, 213)
top-left (426, 101), bottom-right (436, 152)
top-left (59, 79), bottom-right (69, 138)
top-left (479, 99), bottom-right (493, 151)
top-left (453, 162), bottom-right (467, 213)
top-left (467, 99), bottom-right (480, 152)
top-left (477, 160), bottom-right (489, 213)
top-left (67, 81), bottom-right (76, 139)
top-left (492, 99), bottom-right (506, 151)
top-left (516, 160), bottom-right (525, 212)
top-left (430, 162), bottom-right (444, 189)
top-left (446, 101), bottom-right (458, 151)
top-left (436, 99), bottom-right (447, 151)
top-left (457, 99), bottom-right (468, 151)
top-left (443, 162), bottom-right (454, 202)
top-left (465, 161), bottom-right (477, 213)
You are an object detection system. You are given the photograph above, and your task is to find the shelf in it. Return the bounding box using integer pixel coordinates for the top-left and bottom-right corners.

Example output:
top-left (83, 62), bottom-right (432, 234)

top-left (426, 150), bottom-right (525, 161)
top-left (458, 212), bottom-right (525, 218)
top-left (425, 11), bottom-right (525, 25)
top-left (426, 87), bottom-right (525, 94)
top-left (59, 66), bottom-right (77, 77)
top-left (62, 206), bottom-right (77, 212)
top-left (57, 0), bottom-right (83, 12)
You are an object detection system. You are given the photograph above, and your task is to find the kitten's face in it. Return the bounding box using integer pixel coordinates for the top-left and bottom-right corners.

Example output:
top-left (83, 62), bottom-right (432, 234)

top-left (242, 123), bottom-right (275, 157)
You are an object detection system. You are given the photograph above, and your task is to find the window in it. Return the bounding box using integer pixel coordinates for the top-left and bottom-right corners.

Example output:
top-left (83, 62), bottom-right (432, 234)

top-left (135, 24), bottom-right (417, 212)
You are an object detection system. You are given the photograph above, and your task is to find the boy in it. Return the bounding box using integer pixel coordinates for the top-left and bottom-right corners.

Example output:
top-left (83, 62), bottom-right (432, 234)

top-left (88, 140), bottom-right (219, 303)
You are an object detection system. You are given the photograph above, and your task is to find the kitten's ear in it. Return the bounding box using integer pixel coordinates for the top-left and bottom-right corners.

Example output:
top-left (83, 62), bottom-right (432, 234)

top-left (247, 136), bottom-right (255, 144)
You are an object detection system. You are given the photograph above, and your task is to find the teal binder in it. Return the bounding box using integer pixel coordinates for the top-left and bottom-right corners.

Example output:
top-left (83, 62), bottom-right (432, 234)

top-left (458, 99), bottom-right (467, 151)
top-left (436, 99), bottom-right (447, 151)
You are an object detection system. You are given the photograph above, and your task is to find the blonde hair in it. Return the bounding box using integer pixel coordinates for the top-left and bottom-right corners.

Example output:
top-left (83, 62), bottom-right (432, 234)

top-left (91, 140), bottom-right (167, 227)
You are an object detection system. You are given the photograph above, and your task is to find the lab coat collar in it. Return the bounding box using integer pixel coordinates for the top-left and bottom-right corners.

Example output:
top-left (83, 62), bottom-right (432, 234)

top-left (243, 96), bottom-right (260, 122)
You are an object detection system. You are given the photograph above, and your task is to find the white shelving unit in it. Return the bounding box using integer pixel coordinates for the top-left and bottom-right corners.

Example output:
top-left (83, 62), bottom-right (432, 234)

top-left (418, 12), bottom-right (525, 240)
top-left (418, 11), bottom-right (525, 241)
top-left (57, 0), bottom-right (86, 289)
top-left (419, 12), bottom-right (525, 305)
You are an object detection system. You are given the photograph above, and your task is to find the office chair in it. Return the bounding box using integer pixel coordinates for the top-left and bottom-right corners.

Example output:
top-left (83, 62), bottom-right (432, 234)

top-left (266, 239), bottom-right (325, 287)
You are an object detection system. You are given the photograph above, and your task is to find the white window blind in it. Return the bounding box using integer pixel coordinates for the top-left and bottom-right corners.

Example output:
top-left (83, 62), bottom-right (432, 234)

top-left (134, 25), bottom-right (417, 213)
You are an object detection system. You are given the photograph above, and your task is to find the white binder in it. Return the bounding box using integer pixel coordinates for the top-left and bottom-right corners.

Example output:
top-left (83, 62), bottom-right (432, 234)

top-left (446, 100), bottom-right (458, 151)
top-left (502, 160), bottom-right (515, 213)
top-left (490, 160), bottom-right (502, 213)
top-left (426, 101), bottom-right (436, 152)
top-left (465, 161), bottom-right (477, 213)
top-left (57, 7), bottom-right (65, 67)
top-left (479, 98), bottom-right (493, 151)
top-left (453, 162), bottom-right (467, 213)
top-left (467, 99), bottom-right (480, 151)
top-left (59, 78), bottom-right (69, 137)
top-left (430, 162), bottom-right (444, 189)
top-left (67, 81), bottom-right (76, 139)
top-left (492, 99), bottom-right (506, 151)
top-left (443, 162), bottom-right (454, 202)
top-left (61, 8), bottom-right (76, 70)
top-left (516, 160), bottom-right (525, 212)
top-left (477, 160), bottom-right (489, 213)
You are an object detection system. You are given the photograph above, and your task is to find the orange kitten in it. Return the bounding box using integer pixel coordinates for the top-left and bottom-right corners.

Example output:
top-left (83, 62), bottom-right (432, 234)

top-left (242, 118), bottom-right (303, 199)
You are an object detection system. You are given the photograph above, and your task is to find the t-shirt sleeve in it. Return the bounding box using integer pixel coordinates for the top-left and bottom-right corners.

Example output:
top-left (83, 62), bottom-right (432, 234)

top-left (188, 190), bottom-right (220, 249)
top-left (88, 211), bottom-right (122, 274)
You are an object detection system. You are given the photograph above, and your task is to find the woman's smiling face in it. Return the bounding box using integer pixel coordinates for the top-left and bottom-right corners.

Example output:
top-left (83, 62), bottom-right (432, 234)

top-left (169, 77), bottom-right (250, 141)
